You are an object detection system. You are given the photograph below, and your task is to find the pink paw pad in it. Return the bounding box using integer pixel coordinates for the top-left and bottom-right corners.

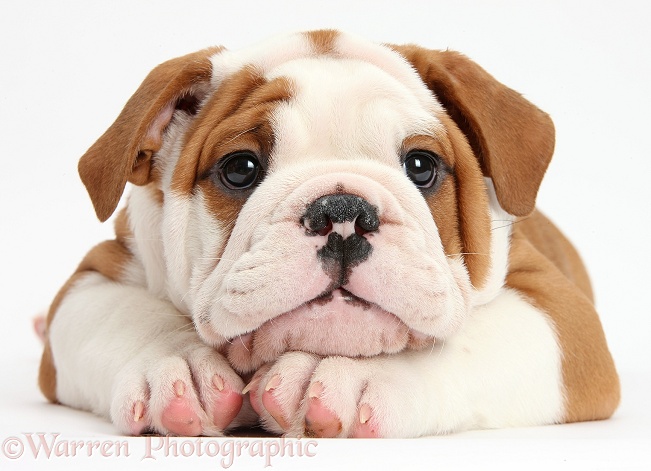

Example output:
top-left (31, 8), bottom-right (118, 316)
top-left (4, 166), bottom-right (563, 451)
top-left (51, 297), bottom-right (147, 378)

top-left (161, 381), bottom-right (202, 436)
top-left (211, 375), bottom-right (243, 430)
top-left (261, 375), bottom-right (290, 430)
top-left (304, 382), bottom-right (342, 438)
top-left (352, 404), bottom-right (380, 438)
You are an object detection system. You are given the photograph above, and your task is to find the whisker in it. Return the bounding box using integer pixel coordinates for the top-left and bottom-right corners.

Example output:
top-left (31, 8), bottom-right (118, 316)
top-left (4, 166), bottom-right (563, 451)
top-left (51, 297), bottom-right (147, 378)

top-left (121, 237), bottom-right (163, 242)
top-left (434, 338), bottom-right (445, 358)
top-left (223, 126), bottom-right (258, 146)
top-left (491, 222), bottom-right (516, 231)
top-left (490, 215), bottom-right (530, 232)
top-left (446, 252), bottom-right (487, 257)
top-left (238, 334), bottom-right (250, 352)
top-left (196, 256), bottom-right (237, 263)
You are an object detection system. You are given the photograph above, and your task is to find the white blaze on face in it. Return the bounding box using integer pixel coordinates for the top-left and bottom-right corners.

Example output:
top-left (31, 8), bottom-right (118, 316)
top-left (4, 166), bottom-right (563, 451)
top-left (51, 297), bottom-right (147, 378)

top-left (186, 33), bottom-right (475, 370)
top-left (268, 58), bottom-right (442, 168)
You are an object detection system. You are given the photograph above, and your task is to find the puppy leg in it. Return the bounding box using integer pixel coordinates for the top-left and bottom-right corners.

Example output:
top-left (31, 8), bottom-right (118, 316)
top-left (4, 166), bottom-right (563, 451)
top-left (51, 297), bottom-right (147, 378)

top-left (249, 289), bottom-right (566, 437)
top-left (48, 272), bottom-right (252, 435)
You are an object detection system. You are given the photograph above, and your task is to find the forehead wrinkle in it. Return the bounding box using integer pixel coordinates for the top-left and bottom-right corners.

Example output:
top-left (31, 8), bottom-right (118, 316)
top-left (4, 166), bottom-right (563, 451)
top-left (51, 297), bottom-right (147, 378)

top-left (173, 70), bottom-right (292, 194)
top-left (268, 58), bottom-right (442, 166)
top-left (197, 104), bottom-right (277, 176)
top-left (199, 74), bottom-right (292, 160)
top-left (237, 75), bottom-right (294, 111)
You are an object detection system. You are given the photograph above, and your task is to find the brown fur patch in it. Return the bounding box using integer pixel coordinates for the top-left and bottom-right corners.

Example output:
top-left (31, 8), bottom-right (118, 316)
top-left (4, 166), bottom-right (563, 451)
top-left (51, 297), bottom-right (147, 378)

top-left (171, 68), bottom-right (293, 248)
top-left (76, 240), bottom-right (133, 281)
top-left (38, 341), bottom-right (58, 403)
top-left (402, 135), bottom-right (464, 272)
top-left (113, 207), bottom-right (134, 245)
top-left (38, 239), bottom-right (134, 402)
top-left (506, 224), bottom-right (620, 422)
top-left (404, 123), bottom-right (491, 289)
top-left (516, 211), bottom-right (594, 301)
top-left (78, 46), bottom-right (222, 222)
top-left (171, 67), bottom-right (272, 193)
top-left (390, 45), bottom-right (555, 217)
top-left (305, 29), bottom-right (339, 54)
top-left (39, 271), bottom-right (88, 402)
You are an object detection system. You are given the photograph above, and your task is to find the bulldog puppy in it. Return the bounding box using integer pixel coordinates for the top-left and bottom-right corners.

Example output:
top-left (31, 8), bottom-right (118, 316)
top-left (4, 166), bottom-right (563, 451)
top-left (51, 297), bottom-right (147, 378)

top-left (38, 30), bottom-right (620, 437)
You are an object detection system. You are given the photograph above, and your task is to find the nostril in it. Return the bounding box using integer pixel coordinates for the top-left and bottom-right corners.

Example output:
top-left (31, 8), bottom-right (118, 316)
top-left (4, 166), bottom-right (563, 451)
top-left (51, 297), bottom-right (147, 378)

top-left (354, 219), bottom-right (369, 236)
top-left (302, 193), bottom-right (380, 237)
top-left (302, 214), bottom-right (333, 236)
top-left (316, 218), bottom-right (333, 236)
top-left (355, 211), bottom-right (380, 235)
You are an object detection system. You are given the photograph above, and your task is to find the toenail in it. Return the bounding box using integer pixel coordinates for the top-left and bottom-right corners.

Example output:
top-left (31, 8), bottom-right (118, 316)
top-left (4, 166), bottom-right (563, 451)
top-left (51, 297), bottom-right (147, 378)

top-left (133, 401), bottom-right (144, 422)
top-left (308, 382), bottom-right (324, 399)
top-left (174, 380), bottom-right (185, 397)
top-left (242, 380), bottom-right (255, 395)
top-left (212, 375), bottom-right (225, 392)
top-left (359, 403), bottom-right (372, 424)
top-left (265, 375), bottom-right (281, 392)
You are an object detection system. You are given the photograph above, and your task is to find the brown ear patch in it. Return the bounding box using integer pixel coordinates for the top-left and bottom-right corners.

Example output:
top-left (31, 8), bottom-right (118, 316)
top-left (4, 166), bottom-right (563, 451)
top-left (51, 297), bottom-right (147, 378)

top-left (391, 45), bottom-right (555, 217)
top-left (78, 46), bottom-right (222, 222)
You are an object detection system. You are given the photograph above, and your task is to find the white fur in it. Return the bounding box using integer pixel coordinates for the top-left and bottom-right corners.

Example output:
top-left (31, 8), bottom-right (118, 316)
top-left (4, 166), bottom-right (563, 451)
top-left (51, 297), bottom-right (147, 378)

top-left (125, 187), bottom-right (166, 297)
top-left (267, 57), bottom-right (443, 166)
top-left (210, 32), bottom-right (314, 88)
top-left (471, 178), bottom-right (515, 307)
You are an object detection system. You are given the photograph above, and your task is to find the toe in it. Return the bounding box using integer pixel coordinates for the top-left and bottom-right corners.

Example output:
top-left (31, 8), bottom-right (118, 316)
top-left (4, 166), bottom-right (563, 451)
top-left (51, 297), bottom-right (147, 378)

top-left (352, 404), bottom-right (380, 438)
top-left (304, 382), bottom-right (342, 438)
top-left (128, 401), bottom-right (148, 436)
top-left (261, 375), bottom-right (290, 430)
top-left (211, 375), bottom-right (243, 430)
top-left (161, 381), bottom-right (202, 436)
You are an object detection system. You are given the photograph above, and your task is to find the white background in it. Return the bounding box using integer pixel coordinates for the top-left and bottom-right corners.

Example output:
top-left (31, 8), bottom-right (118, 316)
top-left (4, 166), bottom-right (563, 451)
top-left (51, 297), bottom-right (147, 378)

top-left (0, 0), bottom-right (649, 469)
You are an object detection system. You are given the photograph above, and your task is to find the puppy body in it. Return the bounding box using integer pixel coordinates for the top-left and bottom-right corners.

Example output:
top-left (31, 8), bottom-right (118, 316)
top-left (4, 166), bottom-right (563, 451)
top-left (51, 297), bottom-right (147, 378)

top-left (39, 31), bottom-right (619, 437)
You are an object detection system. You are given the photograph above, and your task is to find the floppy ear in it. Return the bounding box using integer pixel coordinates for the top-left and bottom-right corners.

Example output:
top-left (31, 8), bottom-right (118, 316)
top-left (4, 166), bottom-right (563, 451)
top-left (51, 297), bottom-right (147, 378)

top-left (391, 45), bottom-right (555, 217)
top-left (78, 46), bottom-right (222, 222)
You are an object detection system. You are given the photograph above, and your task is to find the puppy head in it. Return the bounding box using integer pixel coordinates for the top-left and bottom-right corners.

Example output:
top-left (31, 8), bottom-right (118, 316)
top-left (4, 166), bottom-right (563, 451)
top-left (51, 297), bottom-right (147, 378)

top-left (78, 31), bottom-right (554, 373)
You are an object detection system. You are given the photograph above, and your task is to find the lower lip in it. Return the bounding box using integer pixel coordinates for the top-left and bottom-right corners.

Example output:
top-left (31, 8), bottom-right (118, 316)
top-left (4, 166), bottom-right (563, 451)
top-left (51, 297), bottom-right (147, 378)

top-left (222, 289), bottom-right (434, 373)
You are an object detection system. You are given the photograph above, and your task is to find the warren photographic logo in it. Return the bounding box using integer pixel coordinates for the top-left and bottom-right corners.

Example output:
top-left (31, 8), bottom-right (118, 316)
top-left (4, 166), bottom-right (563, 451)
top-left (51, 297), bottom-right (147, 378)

top-left (2, 433), bottom-right (318, 468)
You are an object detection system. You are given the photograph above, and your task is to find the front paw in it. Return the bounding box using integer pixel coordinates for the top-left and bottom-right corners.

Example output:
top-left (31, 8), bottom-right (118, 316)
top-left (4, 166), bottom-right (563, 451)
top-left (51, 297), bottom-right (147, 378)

top-left (246, 352), bottom-right (426, 438)
top-left (110, 344), bottom-right (248, 436)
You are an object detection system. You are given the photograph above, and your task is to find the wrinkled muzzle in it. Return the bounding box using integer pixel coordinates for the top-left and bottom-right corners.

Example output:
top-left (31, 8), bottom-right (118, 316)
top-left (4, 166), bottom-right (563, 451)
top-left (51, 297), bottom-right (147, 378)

top-left (191, 162), bottom-right (472, 373)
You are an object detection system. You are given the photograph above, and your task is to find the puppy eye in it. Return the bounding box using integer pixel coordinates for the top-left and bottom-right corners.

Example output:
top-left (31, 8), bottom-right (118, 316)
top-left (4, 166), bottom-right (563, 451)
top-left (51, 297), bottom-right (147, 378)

top-left (403, 150), bottom-right (439, 188)
top-left (218, 151), bottom-right (262, 190)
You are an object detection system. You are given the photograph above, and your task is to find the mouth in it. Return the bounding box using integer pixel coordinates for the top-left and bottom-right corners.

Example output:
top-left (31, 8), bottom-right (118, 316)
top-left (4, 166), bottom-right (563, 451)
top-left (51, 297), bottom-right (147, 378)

top-left (221, 288), bottom-right (435, 374)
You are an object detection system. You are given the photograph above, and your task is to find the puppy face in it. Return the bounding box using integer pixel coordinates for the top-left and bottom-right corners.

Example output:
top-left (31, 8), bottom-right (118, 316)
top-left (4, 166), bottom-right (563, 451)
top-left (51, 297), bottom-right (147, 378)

top-left (78, 31), bottom-right (554, 374)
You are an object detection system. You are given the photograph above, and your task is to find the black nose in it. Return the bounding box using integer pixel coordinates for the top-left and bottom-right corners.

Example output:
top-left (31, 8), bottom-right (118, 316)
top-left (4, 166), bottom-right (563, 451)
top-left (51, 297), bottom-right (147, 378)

top-left (301, 194), bottom-right (379, 286)
top-left (301, 194), bottom-right (380, 236)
